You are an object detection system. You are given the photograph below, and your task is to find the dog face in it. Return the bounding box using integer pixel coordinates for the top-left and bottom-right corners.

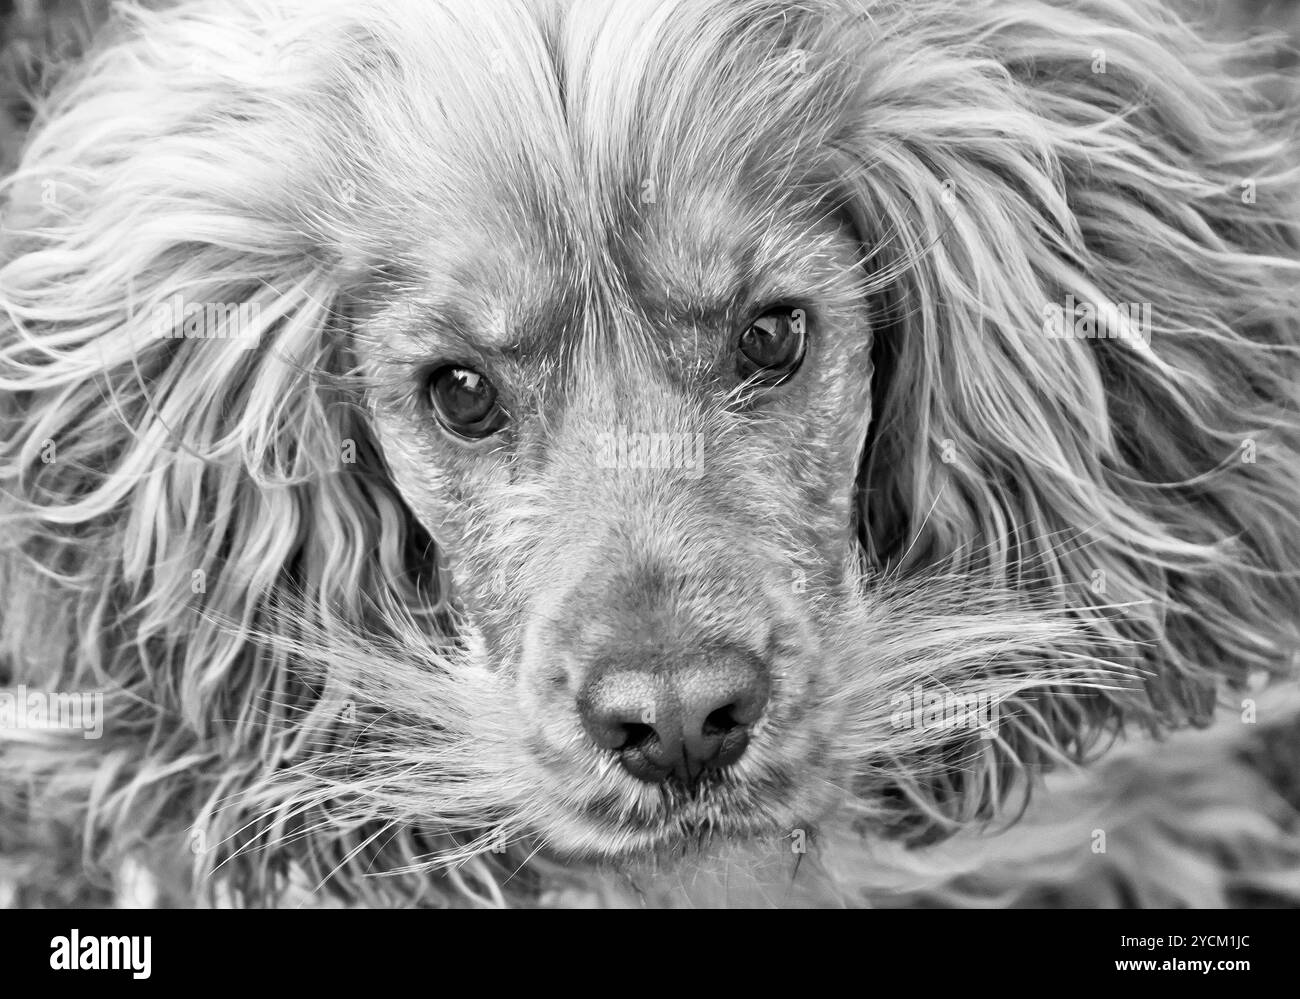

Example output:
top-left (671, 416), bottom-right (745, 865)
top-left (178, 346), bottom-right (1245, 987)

top-left (355, 158), bottom-right (876, 850)
top-left (3, 0), bottom-right (1299, 903)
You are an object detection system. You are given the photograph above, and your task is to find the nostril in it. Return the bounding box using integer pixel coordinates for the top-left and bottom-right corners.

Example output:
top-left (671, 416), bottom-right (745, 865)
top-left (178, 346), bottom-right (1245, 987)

top-left (674, 648), bottom-right (769, 774)
top-left (575, 668), bottom-right (663, 753)
top-left (703, 704), bottom-right (741, 735)
top-left (618, 722), bottom-right (656, 752)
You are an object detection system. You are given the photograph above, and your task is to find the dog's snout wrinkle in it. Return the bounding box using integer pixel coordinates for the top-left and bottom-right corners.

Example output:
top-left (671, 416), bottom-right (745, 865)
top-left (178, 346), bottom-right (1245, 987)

top-left (576, 645), bottom-right (771, 783)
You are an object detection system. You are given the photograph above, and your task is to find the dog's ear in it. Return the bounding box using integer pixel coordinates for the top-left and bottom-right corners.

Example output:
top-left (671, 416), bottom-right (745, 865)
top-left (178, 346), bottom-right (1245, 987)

top-left (830, 1), bottom-right (1300, 734)
top-left (0, 3), bottom-right (443, 900)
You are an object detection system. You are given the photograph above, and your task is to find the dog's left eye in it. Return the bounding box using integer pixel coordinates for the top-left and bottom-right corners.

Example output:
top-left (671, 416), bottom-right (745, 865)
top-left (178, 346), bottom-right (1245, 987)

top-left (736, 307), bottom-right (807, 385)
top-left (425, 364), bottom-right (508, 439)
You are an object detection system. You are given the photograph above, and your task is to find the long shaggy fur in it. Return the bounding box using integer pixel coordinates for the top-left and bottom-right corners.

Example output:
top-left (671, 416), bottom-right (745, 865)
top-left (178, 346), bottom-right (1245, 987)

top-left (1, 0), bottom-right (1298, 906)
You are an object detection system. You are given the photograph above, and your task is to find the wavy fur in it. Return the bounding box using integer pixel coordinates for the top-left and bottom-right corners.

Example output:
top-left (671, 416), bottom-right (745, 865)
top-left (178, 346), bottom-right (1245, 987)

top-left (1, 0), bottom-right (1298, 906)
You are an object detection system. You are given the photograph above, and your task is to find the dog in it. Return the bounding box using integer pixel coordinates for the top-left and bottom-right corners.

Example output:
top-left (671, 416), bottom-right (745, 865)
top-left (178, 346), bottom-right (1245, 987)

top-left (1, 0), bottom-right (1299, 908)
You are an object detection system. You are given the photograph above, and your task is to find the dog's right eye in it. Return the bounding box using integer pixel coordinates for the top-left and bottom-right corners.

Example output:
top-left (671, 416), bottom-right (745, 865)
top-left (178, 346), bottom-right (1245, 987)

top-left (425, 364), bottom-right (508, 439)
top-left (736, 306), bottom-right (807, 386)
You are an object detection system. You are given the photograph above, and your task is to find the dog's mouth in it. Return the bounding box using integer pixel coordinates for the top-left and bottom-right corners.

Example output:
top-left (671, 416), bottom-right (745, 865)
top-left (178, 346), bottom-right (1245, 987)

top-left (563, 781), bottom-right (794, 857)
top-left (526, 733), bottom-right (840, 862)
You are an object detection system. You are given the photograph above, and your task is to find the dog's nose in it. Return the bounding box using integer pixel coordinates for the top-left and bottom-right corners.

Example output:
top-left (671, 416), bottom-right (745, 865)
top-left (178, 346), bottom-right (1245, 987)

top-left (577, 646), bottom-right (770, 783)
